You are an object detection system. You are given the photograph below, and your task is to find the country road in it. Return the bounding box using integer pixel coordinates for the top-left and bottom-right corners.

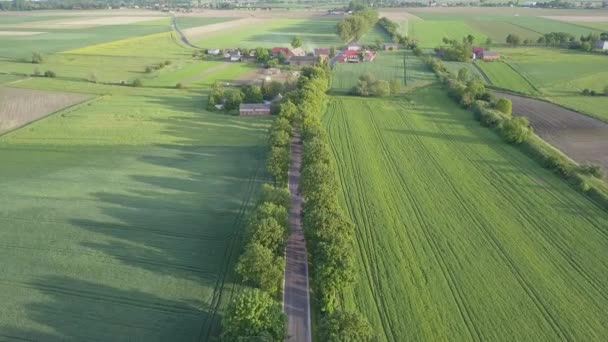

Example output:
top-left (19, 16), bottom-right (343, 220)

top-left (283, 128), bottom-right (312, 342)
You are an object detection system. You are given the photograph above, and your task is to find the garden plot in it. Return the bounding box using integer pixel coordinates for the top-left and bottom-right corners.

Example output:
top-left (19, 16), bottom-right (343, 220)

top-left (0, 87), bottom-right (92, 134)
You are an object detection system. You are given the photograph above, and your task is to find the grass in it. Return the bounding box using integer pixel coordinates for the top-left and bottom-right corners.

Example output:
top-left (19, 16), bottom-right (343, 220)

top-left (475, 61), bottom-right (537, 94)
top-left (175, 17), bottom-right (239, 29)
top-left (331, 51), bottom-right (435, 93)
top-left (322, 85), bottom-right (608, 342)
top-left (508, 17), bottom-right (602, 37)
top-left (467, 20), bottom-right (541, 43)
top-left (408, 20), bottom-right (488, 48)
top-left (359, 23), bottom-right (392, 45)
top-left (191, 18), bottom-right (343, 49)
top-left (0, 79), bottom-right (272, 340)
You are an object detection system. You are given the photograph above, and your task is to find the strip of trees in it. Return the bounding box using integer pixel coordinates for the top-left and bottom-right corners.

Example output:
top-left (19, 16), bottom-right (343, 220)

top-left (422, 54), bottom-right (607, 209)
top-left (336, 6), bottom-right (379, 43)
top-left (221, 94), bottom-right (298, 341)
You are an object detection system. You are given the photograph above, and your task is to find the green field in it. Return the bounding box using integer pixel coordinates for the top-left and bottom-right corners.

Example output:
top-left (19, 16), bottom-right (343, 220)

top-left (408, 20), bottom-right (488, 48)
top-left (0, 12), bottom-right (273, 340)
top-left (191, 18), bottom-right (344, 49)
top-left (475, 61), bottom-right (537, 94)
top-left (323, 86), bottom-right (608, 341)
top-left (331, 51), bottom-right (434, 93)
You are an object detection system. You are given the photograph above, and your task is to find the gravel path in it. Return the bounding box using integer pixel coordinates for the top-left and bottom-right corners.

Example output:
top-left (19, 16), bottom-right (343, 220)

top-left (283, 128), bottom-right (312, 342)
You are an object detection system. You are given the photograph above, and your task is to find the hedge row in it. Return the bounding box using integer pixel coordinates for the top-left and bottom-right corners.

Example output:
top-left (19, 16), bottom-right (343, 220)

top-left (292, 64), bottom-right (375, 340)
top-left (423, 55), bottom-right (608, 210)
top-left (221, 96), bottom-right (298, 341)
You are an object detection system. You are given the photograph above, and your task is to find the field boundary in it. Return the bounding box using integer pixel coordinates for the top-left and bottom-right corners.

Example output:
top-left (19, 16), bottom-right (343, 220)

top-left (501, 61), bottom-right (542, 93)
top-left (471, 62), bottom-right (493, 84)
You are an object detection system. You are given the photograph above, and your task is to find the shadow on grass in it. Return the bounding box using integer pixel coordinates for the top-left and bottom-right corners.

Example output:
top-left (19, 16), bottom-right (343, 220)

top-left (0, 276), bottom-right (212, 342)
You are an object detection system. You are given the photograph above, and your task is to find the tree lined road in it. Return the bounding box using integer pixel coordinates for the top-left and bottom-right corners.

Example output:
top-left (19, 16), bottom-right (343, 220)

top-left (283, 128), bottom-right (312, 342)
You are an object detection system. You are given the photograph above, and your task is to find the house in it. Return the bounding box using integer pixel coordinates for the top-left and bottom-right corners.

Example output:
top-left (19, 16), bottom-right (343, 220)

top-left (228, 50), bottom-right (241, 62)
top-left (383, 43), bottom-right (399, 51)
top-left (472, 46), bottom-right (484, 59)
top-left (239, 103), bottom-right (271, 116)
top-left (595, 40), bottom-right (608, 50)
top-left (337, 49), bottom-right (360, 63)
top-left (207, 49), bottom-right (221, 56)
top-left (289, 55), bottom-right (317, 66)
top-left (288, 47), bottom-right (306, 57)
top-left (314, 48), bottom-right (330, 61)
top-left (347, 44), bottom-right (362, 51)
top-left (272, 47), bottom-right (290, 56)
top-left (482, 51), bottom-right (500, 61)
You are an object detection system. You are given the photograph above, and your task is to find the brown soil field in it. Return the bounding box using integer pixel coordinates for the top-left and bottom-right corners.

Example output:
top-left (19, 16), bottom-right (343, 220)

top-left (1, 16), bottom-right (163, 29)
top-left (0, 87), bottom-right (92, 134)
top-left (0, 31), bottom-right (45, 36)
top-left (542, 15), bottom-right (608, 22)
top-left (405, 7), bottom-right (608, 16)
top-left (497, 92), bottom-right (608, 176)
top-left (178, 9), bottom-right (327, 19)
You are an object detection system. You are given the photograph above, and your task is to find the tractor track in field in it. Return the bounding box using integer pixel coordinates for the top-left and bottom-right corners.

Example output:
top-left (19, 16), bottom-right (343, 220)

top-left (393, 101), bottom-right (573, 341)
top-left (197, 151), bottom-right (264, 341)
top-left (326, 101), bottom-right (395, 341)
top-left (0, 279), bottom-right (201, 316)
top-left (367, 103), bottom-right (483, 342)
top-left (407, 104), bottom-right (575, 340)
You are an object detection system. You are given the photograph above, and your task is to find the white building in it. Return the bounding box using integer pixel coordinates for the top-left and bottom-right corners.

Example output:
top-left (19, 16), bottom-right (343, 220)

top-left (595, 40), bottom-right (608, 50)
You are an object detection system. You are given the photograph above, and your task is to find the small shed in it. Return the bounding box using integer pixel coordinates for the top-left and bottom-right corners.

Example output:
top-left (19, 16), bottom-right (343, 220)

top-left (239, 103), bottom-right (271, 116)
top-left (482, 51), bottom-right (500, 61)
top-left (207, 49), bottom-right (221, 55)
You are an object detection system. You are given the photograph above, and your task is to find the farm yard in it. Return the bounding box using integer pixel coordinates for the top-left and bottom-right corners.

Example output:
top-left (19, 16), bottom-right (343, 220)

top-left (323, 86), bottom-right (608, 341)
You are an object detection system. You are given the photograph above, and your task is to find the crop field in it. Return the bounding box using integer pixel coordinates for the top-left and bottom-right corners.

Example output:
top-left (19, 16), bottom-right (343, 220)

top-left (331, 51), bottom-right (434, 93)
top-left (467, 20), bottom-right (540, 42)
top-left (0, 87), bottom-right (91, 134)
top-left (475, 61), bottom-right (537, 94)
top-left (408, 20), bottom-right (488, 48)
top-left (323, 86), bottom-right (608, 342)
top-left (190, 18), bottom-right (343, 49)
top-left (496, 47), bottom-right (608, 121)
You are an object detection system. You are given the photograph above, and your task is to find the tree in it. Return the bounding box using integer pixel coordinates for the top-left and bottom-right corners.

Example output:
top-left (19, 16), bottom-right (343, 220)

top-left (31, 51), bottom-right (43, 64)
top-left (277, 50), bottom-right (288, 64)
top-left (457, 68), bottom-right (469, 82)
top-left (267, 146), bottom-right (289, 185)
top-left (506, 34), bottom-right (521, 46)
top-left (320, 310), bottom-right (375, 342)
top-left (262, 81), bottom-right (284, 100)
top-left (132, 78), bottom-right (142, 87)
top-left (242, 85), bottom-right (263, 103)
top-left (248, 217), bottom-right (286, 253)
top-left (495, 98), bottom-right (512, 116)
top-left (291, 36), bottom-right (302, 48)
top-left (485, 37), bottom-right (493, 45)
top-left (222, 288), bottom-right (286, 341)
top-left (604, 85), bottom-right (608, 96)
top-left (259, 183), bottom-right (290, 208)
top-left (224, 90), bottom-right (243, 111)
top-left (329, 46), bottom-right (336, 58)
top-left (235, 243), bottom-right (284, 295)
top-left (389, 79), bottom-right (402, 95)
top-left (256, 47), bottom-right (270, 64)
top-left (370, 79), bottom-right (390, 97)
top-left (466, 34), bottom-right (475, 45)
top-left (501, 116), bottom-right (532, 144)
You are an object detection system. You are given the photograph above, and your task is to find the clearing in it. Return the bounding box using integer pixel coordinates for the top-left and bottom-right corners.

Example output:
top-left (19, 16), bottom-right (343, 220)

top-left (0, 87), bottom-right (91, 134)
top-left (323, 86), bottom-right (608, 341)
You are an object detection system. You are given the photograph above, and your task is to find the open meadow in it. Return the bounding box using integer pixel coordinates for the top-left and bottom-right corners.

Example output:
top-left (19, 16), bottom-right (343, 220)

top-left (0, 11), bottom-right (273, 341)
top-left (323, 85), bottom-right (608, 341)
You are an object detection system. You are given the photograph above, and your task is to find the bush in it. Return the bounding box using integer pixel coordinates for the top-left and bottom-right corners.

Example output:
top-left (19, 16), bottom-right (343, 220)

top-left (175, 83), bottom-right (183, 89)
top-left (267, 146), bottom-right (289, 186)
top-left (501, 116), bottom-right (532, 144)
top-left (320, 310), bottom-right (375, 342)
top-left (222, 288), bottom-right (286, 341)
top-left (259, 183), bottom-right (290, 208)
top-left (495, 98), bottom-right (512, 116)
top-left (580, 163), bottom-right (604, 178)
top-left (88, 73), bottom-right (98, 83)
top-left (32, 67), bottom-right (41, 77)
top-left (31, 52), bottom-right (43, 64)
top-left (145, 66), bottom-right (153, 73)
top-left (164, 60), bottom-right (171, 66)
top-left (132, 78), bottom-right (143, 87)
top-left (604, 85), bottom-right (608, 96)
top-left (44, 70), bottom-right (56, 78)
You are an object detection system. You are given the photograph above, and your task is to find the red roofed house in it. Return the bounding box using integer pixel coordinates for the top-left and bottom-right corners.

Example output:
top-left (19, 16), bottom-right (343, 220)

top-left (336, 49), bottom-right (376, 63)
top-left (272, 47), bottom-right (290, 56)
top-left (472, 46), bottom-right (484, 59)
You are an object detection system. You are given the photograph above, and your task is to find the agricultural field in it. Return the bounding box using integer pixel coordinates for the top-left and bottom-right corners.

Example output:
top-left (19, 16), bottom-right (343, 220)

top-left (323, 86), bottom-right (608, 342)
top-left (408, 20), bottom-right (488, 48)
top-left (331, 51), bottom-right (434, 93)
top-left (474, 61), bottom-right (538, 94)
top-left (0, 87), bottom-right (91, 134)
top-left (0, 11), bottom-right (273, 341)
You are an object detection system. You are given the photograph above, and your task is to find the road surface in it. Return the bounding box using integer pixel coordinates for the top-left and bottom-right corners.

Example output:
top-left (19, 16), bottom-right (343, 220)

top-left (283, 128), bottom-right (312, 342)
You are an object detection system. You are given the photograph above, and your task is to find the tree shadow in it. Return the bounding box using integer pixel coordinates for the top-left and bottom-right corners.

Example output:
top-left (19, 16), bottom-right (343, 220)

top-left (1, 276), bottom-right (214, 342)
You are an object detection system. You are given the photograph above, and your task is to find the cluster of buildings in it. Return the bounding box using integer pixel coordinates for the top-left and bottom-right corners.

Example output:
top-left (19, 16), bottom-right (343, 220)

top-left (471, 47), bottom-right (500, 61)
top-left (335, 44), bottom-right (378, 63)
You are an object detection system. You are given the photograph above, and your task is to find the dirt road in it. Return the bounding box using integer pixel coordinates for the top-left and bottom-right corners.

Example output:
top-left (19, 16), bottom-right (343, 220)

top-left (283, 128), bottom-right (312, 342)
top-left (496, 91), bottom-right (608, 176)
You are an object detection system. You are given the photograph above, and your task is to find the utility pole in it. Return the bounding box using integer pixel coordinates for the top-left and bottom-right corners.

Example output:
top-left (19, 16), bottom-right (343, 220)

top-left (403, 49), bottom-right (407, 86)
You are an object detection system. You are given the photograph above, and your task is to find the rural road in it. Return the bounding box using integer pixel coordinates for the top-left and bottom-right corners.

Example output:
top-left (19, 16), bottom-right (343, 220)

top-left (495, 91), bottom-right (608, 177)
top-left (283, 128), bottom-right (312, 342)
top-left (171, 15), bottom-right (201, 49)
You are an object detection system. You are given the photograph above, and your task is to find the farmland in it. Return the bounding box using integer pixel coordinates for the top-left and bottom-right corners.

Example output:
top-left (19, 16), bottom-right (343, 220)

top-left (0, 11), bottom-right (273, 341)
top-left (475, 61), bottom-right (537, 94)
top-left (323, 86), bottom-right (608, 341)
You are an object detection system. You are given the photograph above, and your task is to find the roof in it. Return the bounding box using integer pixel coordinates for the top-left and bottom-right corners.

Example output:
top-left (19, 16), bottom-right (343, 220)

top-left (240, 103), bottom-right (271, 111)
top-left (272, 47), bottom-right (290, 55)
top-left (289, 47), bottom-right (306, 57)
top-left (484, 51), bottom-right (499, 57)
top-left (314, 48), bottom-right (330, 55)
top-left (472, 46), bottom-right (484, 54)
top-left (342, 49), bottom-right (359, 56)
top-left (289, 55), bottom-right (316, 61)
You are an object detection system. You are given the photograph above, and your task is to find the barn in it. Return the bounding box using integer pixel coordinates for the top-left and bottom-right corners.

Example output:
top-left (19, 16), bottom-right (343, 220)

top-left (239, 103), bottom-right (271, 116)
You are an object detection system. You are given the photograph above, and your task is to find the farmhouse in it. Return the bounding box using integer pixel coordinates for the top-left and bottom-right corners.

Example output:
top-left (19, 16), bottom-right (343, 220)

top-left (314, 48), bottom-right (330, 61)
top-left (239, 103), bottom-right (271, 116)
top-left (207, 49), bottom-right (220, 56)
top-left (595, 40), bottom-right (608, 50)
top-left (347, 44), bottom-right (362, 51)
top-left (472, 46), bottom-right (484, 59)
top-left (482, 51), bottom-right (500, 61)
top-left (289, 55), bottom-right (317, 66)
top-left (289, 47), bottom-right (306, 57)
top-left (272, 47), bottom-right (290, 56)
